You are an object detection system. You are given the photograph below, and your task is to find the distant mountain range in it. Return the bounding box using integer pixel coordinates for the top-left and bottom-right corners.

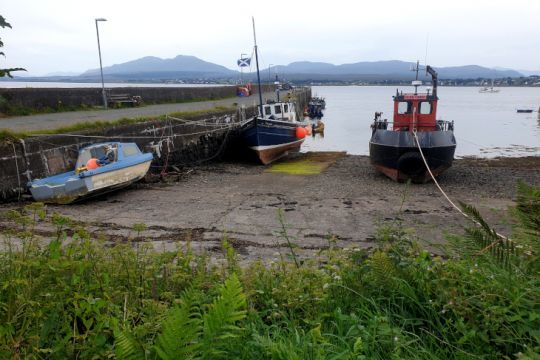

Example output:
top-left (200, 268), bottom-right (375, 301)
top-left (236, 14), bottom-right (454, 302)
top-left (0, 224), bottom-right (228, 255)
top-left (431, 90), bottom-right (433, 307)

top-left (268, 61), bottom-right (523, 81)
top-left (80, 55), bottom-right (236, 79)
top-left (9, 55), bottom-right (532, 82)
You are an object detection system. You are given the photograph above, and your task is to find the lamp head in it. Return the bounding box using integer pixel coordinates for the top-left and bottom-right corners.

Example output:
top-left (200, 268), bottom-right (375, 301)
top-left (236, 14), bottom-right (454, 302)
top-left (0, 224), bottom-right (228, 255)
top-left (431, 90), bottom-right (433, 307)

top-left (95, 18), bottom-right (107, 22)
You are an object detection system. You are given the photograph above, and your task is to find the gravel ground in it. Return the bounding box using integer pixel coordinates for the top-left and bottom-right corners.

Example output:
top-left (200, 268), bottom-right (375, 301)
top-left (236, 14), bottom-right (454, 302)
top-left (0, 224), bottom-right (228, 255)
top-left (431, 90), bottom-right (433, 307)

top-left (1, 154), bottom-right (538, 263)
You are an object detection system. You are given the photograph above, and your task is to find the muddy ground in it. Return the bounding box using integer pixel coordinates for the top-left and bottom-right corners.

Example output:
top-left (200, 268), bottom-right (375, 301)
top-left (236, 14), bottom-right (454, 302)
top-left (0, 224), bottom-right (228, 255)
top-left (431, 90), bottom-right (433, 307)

top-left (1, 154), bottom-right (539, 263)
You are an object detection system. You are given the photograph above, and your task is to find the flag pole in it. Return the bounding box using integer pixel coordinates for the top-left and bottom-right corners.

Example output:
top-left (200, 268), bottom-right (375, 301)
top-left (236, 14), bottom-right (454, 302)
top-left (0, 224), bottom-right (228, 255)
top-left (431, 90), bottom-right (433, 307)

top-left (252, 17), bottom-right (264, 117)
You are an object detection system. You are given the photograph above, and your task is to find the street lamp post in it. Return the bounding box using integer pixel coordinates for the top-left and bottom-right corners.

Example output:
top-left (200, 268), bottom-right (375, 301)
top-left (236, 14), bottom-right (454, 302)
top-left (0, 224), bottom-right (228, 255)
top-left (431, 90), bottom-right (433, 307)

top-left (95, 18), bottom-right (107, 109)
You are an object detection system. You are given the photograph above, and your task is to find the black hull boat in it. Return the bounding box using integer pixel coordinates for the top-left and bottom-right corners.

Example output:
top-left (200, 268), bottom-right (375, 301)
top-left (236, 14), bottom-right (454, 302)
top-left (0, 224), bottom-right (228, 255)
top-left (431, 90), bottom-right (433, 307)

top-left (370, 127), bottom-right (455, 182)
top-left (369, 64), bottom-right (456, 183)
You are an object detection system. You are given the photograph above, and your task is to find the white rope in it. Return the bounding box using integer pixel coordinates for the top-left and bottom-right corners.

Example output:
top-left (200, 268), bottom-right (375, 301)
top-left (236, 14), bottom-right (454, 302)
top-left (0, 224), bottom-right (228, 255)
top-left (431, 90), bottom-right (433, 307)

top-left (165, 115), bottom-right (238, 127)
top-left (25, 124), bottom-right (235, 140)
top-left (11, 142), bottom-right (21, 201)
top-left (412, 130), bottom-right (511, 242)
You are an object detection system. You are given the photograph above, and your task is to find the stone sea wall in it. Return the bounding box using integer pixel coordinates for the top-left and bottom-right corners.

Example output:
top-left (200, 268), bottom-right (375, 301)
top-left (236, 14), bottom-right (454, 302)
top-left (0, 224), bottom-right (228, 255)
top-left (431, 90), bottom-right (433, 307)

top-left (0, 87), bottom-right (311, 201)
top-left (0, 84), bottom-right (276, 114)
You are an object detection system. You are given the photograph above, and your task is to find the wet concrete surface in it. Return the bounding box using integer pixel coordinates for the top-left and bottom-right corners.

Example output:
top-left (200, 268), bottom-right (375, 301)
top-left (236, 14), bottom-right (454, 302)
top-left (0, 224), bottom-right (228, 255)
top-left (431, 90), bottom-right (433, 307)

top-left (2, 154), bottom-right (539, 263)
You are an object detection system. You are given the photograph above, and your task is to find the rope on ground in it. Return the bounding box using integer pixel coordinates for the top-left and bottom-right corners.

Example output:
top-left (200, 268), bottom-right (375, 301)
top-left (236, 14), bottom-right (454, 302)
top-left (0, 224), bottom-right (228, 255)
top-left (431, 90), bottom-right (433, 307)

top-left (412, 130), bottom-right (512, 244)
top-left (11, 142), bottom-right (22, 201)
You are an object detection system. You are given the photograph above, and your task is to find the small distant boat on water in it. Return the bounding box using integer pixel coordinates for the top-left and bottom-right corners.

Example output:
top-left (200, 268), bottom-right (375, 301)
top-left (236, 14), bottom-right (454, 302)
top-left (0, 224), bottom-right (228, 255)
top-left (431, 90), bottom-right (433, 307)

top-left (312, 120), bottom-right (325, 134)
top-left (311, 96), bottom-right (326, 109)
top-left (516, 109), bottom-right (533, 113)
top-left (307, 97), bottom-right (325, 118)
top-left (28, 142), bottom-right (153, 204)
top-left (479, 79), bottom-right (500, 93)
top-left (479, 86), bottom-right (500, 93)
top-left (369, 62), bottom-right (456, 183)
top-left (240, 18), bottom-right (307, 165)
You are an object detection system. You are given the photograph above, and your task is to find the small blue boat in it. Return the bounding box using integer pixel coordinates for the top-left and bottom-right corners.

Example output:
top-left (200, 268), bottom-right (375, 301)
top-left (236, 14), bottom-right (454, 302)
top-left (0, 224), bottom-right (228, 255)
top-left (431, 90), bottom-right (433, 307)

top-left (28, 142), bottom-right (153, 204)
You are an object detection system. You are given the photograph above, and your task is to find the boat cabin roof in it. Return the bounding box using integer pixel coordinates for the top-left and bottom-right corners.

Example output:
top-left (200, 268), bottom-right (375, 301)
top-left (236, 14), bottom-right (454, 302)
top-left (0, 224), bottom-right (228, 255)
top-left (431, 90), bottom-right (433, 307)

top-left (393, 93), bottom-right (438, 102)
top-left (260, 101), bottom-right (295, 119)
top-left (76, 142), bottom-right (142, 168)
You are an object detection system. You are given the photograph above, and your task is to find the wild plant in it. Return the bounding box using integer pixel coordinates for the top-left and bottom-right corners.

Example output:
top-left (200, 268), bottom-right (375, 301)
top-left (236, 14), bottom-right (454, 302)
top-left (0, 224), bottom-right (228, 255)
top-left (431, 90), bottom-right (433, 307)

top-left (0, 182), bottom-right (538, 358)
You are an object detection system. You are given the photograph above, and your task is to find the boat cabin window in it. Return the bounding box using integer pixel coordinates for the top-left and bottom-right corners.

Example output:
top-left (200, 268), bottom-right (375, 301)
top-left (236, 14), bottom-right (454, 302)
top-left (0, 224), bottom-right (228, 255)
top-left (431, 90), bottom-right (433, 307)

top-left (419, 101), bottom-right (432, 114)
top-left (274, 105), bottom-right (282, 114)
top-left (123, 144), bottom-right (140, 157)
top-left (284, 104), bottom-right (289, 113)
top-left (264, 106), bottom-right (272, 116)
top-left (76, 145), bottom-right (117, 168)
top-left (397, 101), bottom-right (412, 114)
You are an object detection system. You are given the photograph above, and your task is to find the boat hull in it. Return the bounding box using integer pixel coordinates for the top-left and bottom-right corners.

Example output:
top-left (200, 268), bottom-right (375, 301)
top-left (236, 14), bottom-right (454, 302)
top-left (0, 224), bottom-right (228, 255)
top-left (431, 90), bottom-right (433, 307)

top-left (369, 129), bottom-right (456, 183)
top-left (29, 160), bottom-right (152, 204)
top-left (241, 117), bottom-right (304, 165)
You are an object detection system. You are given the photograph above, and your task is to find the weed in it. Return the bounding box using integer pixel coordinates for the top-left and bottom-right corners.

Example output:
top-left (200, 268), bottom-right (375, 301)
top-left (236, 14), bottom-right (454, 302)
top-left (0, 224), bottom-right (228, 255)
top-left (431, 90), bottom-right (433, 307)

top-left (0, 183), bottom-right (538, 358)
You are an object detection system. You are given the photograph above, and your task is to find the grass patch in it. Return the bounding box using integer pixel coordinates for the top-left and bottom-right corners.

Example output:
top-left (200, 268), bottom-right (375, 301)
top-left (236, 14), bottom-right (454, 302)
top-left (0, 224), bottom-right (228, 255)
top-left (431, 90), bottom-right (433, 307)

top-left (0, 129), bottom-right (19, 142)
top-left (267, 151), bottom-right (346, 175)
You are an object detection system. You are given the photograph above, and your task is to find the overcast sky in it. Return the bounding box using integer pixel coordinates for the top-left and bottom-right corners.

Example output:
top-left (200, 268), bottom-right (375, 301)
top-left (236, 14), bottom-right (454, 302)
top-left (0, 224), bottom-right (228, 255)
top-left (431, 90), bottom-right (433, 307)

top-left (2, 0), bottom-right (539, 76)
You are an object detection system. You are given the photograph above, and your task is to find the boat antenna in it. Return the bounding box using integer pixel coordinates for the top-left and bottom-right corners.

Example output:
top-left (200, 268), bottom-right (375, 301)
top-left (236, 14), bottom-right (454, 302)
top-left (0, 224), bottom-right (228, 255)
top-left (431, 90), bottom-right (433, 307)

top-left (424, 33), bottom-right (429, 68)
top-left (412, 60), bottom-right (421, 95)
top-left (252, 17), bottom-right (264, 117)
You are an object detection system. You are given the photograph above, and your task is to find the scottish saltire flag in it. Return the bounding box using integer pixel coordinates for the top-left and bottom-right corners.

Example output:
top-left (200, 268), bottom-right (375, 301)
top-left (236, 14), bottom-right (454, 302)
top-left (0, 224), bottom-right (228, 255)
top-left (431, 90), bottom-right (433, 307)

top-left (237, 58), bottom-right (251, 67)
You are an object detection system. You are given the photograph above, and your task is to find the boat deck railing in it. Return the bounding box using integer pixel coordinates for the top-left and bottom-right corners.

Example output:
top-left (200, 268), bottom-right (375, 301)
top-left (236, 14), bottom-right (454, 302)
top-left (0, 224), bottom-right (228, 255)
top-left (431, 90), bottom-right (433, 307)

top-left (371, 119), bottom-right (454, 132)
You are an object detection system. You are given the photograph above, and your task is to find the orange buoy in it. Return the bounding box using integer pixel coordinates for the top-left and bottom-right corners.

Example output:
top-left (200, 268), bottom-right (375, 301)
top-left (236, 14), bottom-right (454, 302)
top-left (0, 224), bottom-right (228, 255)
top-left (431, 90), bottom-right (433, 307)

top-left (296, 127), bottom-right (307, 139)
top-left (86, 158), bottom-right (99, 170)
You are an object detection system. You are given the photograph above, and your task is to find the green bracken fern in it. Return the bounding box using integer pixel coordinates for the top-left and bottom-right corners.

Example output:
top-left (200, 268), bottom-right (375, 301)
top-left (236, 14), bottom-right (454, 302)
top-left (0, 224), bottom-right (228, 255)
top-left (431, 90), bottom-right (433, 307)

top-left (154, 289), bottom-right (202, 360)
top-left (115, 274), bottom-right (246, 360)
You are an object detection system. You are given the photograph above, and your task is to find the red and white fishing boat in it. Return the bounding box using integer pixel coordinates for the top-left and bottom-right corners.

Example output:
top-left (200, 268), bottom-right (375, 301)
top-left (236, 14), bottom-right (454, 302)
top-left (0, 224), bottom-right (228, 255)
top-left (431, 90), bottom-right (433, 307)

top-left (369, 63), bottom-right (456, 182)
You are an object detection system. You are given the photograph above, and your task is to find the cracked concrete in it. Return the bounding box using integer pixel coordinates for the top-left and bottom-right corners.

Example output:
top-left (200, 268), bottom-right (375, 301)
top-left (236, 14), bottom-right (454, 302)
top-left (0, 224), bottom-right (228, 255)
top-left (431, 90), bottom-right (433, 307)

top-left (1, 154), bottom-right (539, 263)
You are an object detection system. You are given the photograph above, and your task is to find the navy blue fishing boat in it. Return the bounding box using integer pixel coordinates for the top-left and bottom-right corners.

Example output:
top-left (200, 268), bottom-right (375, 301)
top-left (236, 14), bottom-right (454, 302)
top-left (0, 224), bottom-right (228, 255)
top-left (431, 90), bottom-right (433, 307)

top-left (241, 100), bottom-right (306, 164)
top-left (240, 18), bottom-right (306, 164)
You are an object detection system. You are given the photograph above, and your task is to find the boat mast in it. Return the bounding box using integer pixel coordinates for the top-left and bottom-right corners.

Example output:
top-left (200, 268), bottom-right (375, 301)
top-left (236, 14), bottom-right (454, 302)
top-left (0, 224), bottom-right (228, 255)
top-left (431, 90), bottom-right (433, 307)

top-left (426, 65), bottom-right (438, 98)
top-left (252, 17), bottom-right (264, 117)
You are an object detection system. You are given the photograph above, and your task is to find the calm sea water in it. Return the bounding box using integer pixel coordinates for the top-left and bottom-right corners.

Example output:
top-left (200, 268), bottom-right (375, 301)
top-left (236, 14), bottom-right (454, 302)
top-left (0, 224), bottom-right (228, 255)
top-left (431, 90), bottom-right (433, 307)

top-left (302, 86), bottom-right (540, 158)
top-left (2, 82), bottom-right (538, 157)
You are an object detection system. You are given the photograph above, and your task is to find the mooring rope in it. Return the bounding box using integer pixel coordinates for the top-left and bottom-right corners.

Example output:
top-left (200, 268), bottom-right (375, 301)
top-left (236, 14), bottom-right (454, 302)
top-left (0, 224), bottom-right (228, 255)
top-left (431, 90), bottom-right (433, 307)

top-left (11, 142), bottom-right (22, 201)
top-left (25, 124), bottom-right (234, 140)
top-left (412, 130), bottom-right (512, 243)
top-left (165, 114), bottom-right (237, 127)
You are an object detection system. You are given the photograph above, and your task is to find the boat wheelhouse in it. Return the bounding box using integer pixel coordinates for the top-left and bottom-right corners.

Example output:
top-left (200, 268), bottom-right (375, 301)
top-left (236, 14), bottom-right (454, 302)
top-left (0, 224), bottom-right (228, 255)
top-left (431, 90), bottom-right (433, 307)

top-left (369, 64), bottom-right (456, 182)
top-left (260, 100), bottom-right (297, 122)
